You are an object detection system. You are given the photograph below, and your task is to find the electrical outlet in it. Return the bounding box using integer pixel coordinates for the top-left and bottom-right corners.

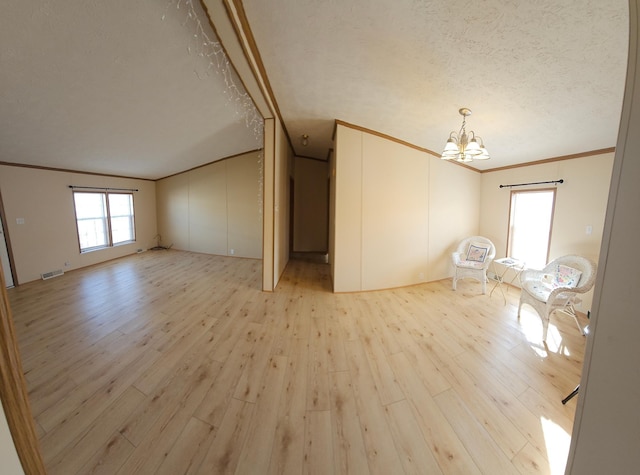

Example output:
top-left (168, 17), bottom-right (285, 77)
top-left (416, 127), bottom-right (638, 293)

top-left (229, 249), bottom-right (235, 255)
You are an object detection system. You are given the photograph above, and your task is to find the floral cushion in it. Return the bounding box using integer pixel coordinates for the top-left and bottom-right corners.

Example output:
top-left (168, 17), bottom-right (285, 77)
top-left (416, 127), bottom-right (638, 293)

top-left (554, 265), bottom-right (582, 288)
top-left (523, 281), bottom-right (575, 303)
top-left (467, 243), bottom-right (490, 263)
top-left (457, 259), bottom-right (485, 269)
top-left (523, 281), bottom-right (552, 301)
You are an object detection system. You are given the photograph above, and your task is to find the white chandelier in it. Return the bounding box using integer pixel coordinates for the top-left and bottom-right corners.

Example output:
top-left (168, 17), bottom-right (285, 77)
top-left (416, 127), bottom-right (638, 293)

top-left (441, 108), bottom-right (490, 162)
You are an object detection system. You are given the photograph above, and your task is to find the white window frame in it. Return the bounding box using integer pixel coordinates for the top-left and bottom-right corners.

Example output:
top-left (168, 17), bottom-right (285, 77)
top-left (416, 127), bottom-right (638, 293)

top-left (506, 188), bottom-right (556, 269)
top-left (73, 191), bottom-right (136, 252)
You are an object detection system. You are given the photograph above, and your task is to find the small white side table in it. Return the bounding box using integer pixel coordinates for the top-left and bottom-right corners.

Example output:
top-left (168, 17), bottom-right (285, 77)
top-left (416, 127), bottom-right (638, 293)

top-left (489, 257), bottom-right (526, 303)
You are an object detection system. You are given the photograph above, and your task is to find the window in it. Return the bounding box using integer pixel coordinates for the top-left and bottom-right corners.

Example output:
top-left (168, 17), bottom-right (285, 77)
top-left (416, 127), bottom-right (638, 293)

top-left (108, 194), bottom-right (136, 245)
top-left (507, 189), bottom-right (556, 269)
top-left (73, 191), bottom-right (135, 252)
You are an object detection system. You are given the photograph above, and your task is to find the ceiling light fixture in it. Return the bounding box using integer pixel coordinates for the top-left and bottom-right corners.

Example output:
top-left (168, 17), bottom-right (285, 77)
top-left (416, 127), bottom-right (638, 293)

top-left (441, 108), bottom-right (490, 162)
top-left (301, 134), bottom-right (309, 146)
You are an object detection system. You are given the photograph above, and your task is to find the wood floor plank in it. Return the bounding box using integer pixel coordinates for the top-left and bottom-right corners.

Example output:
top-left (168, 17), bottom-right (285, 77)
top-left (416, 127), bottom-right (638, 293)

top-left (303, 410), bottom-right (334, 475)
top-left (36, 330), bottom-right (154, 429)
top-left (232, 325), bottom-right (274, 403)
top-left (388, 289), bottom-right (467, 359)
top-left (196, 398), bottom-right (255, 474)
top-left (454, 361), bottom-right (553, 465)
top-left (512, 442), bottom-right (554, 475)
top-left (211, 298), bottom-right (261, 362)
top-left (434, 388), bottom-right (519, 474)
top-left (390, 322), bottom-right (451, 397)
top-left (8, 250), bottom-right (586, 474)
top-left (361, 296), bottom-right (403, 356)
top-left (115, 357), bottom-right (218, 474)
top-left (509, 340), bottom-right (584, 398)
top-left (292, 294), bottom-right (313, 340)
top-left (21, 299), bottom-right (147, 359)
top-left (38, 348), bottom-right (161, 461)
top-left (264, 292), bottom-right (296, 357)
top-left (46, 305), bottom-right (145, 354)
top-left (454, 342), bottom-right (530, 398)
top-left (435, 351), bottom-right (529, 460)
top-left (115, 306), bottom-right (175, 337)
top-left (344, 339), bottom-right (403, 474)
top-left (389, 351), bottom-right (482, 474)
top-left (235, 355), bottom-right (288, 474)
top-left (133, 317), bottom-right (218, 395)
top-left (24, 328), bottom-right (123, 388)
top-left (384, 399), bottom-right (443, 474)
top-left (333, 295), bottom-right (360, 342)
top-left (75, 432), bottom-right (135, 475)
top-left (27, 374), bottom-right (78, 420)
top-left (194, 322), bottom-right (265, 428)
top-left (22, 348), bottom-right (57, 381)
top-left (306, 317), bottom-right (331, 411)
top-left (328, 371), bottom-right (370, 475)
top-left (67, 323), bottom-right (169, 386)
top-left (120, 351), bottom-right (221, 447)
top-left (518, 386), bottom-right (575, 435)
top-left (324, 313), bottom-right (350, 372)
top-left (46, 386), bottom-right (145, 474)
top-left (155, 417), bottom-right (216, 475)
top-left (353, 300), bottom-right (404, 406)
top-left (33, 420), bottom-right (45, 440)
top-left (268, 337), bottom-right (309, 474)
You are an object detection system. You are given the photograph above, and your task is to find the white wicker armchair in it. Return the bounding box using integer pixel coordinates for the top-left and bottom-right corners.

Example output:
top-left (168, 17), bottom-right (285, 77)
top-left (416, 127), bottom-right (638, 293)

top-left (518, 255), bottom-right (597, 341)
top-left (452, 236), bottom-right (496, 294)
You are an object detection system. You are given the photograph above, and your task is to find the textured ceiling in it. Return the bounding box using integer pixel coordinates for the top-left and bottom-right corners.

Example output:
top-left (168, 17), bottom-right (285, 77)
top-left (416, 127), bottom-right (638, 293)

top-left (241, 0), bottom-right (629, 170)
top-left (0, 0), bottom-right (260, 180)
top-left (0, 1), bottom-right (630, 179)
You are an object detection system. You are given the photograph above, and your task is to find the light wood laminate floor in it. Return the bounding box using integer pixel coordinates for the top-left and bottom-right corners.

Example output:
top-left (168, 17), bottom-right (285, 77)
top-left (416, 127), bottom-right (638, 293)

top-left (8, 250), bottom-right (587, 474)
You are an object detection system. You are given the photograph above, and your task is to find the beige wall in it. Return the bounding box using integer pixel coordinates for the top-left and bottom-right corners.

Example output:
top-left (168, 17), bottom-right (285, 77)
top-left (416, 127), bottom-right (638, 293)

top-left (332, 124), bottom-right (480, 292)
top-left (0, 165), bottom-right (157, 284)
top-left (293, 157), bottom-right (328, 252)
top-left (479, 152), bottom-right (614, 311)
top-left (273, 120), bottom-right (291, 286)
top-left (155, 151), bottom-right (262, 259)
top-left (262, 118), bottom-right (291, 291)
top-left (0, 401), bottom-right (24, 475)
top-left (428, 157), bottom-right (481, 281)
top-left (333, 125), bottom-right (364, 291)
top-left (331, 123), bottom-right (612, 297)
top-left (360, 133), bottom-right (429, 290)
top-left (328, 149), bottom-right (337, 284)
top-left (262, 119), bottom-right (275, 290)
top-left (227, 154), bottom-right (263, 258)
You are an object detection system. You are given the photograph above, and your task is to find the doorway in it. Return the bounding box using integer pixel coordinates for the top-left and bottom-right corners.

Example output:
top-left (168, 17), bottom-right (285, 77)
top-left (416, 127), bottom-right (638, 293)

top-left (0, 194), bottom-right (15, 288)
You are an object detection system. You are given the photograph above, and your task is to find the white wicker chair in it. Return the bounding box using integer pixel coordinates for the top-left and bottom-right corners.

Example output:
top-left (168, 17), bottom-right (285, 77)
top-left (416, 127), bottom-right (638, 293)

top-left (451, 236), bottom-right (496, 294)
top-left (518, 255), bottom-right (597, 341)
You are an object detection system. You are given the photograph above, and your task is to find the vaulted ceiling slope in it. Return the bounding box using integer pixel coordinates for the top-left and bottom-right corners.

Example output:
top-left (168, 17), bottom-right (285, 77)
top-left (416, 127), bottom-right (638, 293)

top-left (0, 1), bottom-right (629, 180)
top-left (240, 0), bottom-right (629, 170)
top-left (1, 0), bottom-right (261, 180)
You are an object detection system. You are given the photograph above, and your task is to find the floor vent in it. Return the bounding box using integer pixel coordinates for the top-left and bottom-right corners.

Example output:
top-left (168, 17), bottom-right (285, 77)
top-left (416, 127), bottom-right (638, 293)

top-left (41, 269), bottom-right (64, 280)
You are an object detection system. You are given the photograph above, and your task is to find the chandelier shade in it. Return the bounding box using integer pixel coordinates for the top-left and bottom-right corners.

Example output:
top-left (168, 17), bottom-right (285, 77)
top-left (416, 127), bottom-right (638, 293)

top-left (441, 108), bottom-right (490, 162)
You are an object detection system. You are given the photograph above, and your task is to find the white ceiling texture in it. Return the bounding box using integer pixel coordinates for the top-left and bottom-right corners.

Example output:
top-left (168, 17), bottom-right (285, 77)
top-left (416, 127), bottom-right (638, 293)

top-left (0, 0), bottom-right (261, 180)
top-left (0, 1), bottom-right (630, 179)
